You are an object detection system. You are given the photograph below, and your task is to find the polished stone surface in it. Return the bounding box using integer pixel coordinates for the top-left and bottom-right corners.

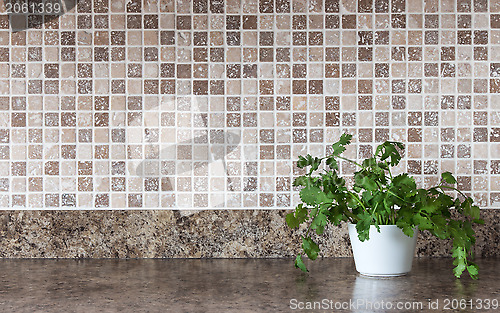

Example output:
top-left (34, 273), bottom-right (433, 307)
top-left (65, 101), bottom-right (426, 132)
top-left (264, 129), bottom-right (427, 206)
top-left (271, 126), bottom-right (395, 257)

top-left (1, 210), bottom-right (499, 258)
top-left (0, 258), bottom-right (498, 312)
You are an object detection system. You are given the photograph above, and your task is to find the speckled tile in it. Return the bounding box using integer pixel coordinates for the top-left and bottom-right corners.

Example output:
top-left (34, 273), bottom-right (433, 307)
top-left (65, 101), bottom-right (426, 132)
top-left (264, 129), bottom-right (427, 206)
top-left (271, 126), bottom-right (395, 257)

top-left (0, 0), bottom-right (500, 208)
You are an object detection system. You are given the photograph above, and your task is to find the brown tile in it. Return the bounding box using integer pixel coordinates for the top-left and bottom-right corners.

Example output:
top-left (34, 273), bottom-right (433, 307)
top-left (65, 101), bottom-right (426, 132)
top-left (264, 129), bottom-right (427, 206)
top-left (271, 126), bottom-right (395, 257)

top-left (408, 112), bottom-right (422, 126)
top-left (474, 160), bottom-right (487, 174)
top-left (492, 15), bottom-right (500, 28)
top-left (45, 161), bottom-right (59, 176)
top-left (425, 14), bottom-right (439, 28)
top-left (45, 113), bottom-right (59, 127)
top-left (12, 195), bottom-right (25, 207)
top-left (309, 32), bottom-right (323, 45)
top-left (112, 80), bottom-right (126, 94)
top-left (325, 47), bottom-right (340, 61)
top-left (375, 129), bottom-right (389, 141)
top-left (161, 80), bottom-right (175, 94)
top-left (392, 96), bottom-right (406, 109)
top-left (78, 161), bottom-right (93, 175)
top-left (356, 46), bottom-right (374, 63)
top-left (144, 15), bottom-right (159, 29)
top-left (424, 63), bottom-right (439, 77)
top-left (11, 97), bottom-right (26, 110)
top-left (276, 0), bottom-right (290, 13)
top-left (211, 80), bottom-right (225, 95)
top-left (392, 14), bottom-right (406, 28)
top-left (28, 80), bottom-right (42, 94)
top-left (11, 162), bottom-right (26, 176)
top-left (474, 30), bottom-right (488, 45)
top-left (94, 15), bottom-right (109, 29)
top-left (259, 32), bottom-right (274, 46)
top-left (325, 64), bottom-right (340, 78)
top-left (260, 145), bottom-right (274, 159)
top-left (358, 0), bottom-right (373, 12)
top-left (441, 145), bottom-right (454, 158)
top-left (227, 64), bottom-right (241, 79)
top-left (408, 128), bottom-right (422, 142)
top-left (358, 80), bottom-right (372, 94)
top-left (61, 47), bottom-right (76, 61)
top-left (474, 0), bottom-right (487, 12)
top-left (441, 128), bottom-right (455, 142)
top-left (194, 0), bottom-right (208, 13)
top-left (375, 112), bottom-right (389, 126)
top-left (291, 113), bottom-right (305, 127)
top-left (342, 15), bottom-right (356, 29)
top-left (243, 64), bottom-right (257, 78)
top-left (392, 80), bottom-right (405, 93)
top-left (77, 15), bottom-right (92, 29)
top-left (441, 47), bottom-right (455, 61)
top-left (392, 47), bottom-right (405, 61)
top-left (457, 30), bottom-right (472, 44)
top-left (325, 15), bottom-right (340, 28)
top-left (193, 80), bottom-right (208, 95)
top-left (424, 112), bottom-right (438, 126)
top-left (457, 145), bottom-right (471, 158)
top-left (342, 63), bottom-right (356, 77)
top-left (144, 47), bottom-right (158, 61)
top-left (425, 30), bottom-right (439, 44)
top-left (210, 48), bottom-right (224, 62)
top-left (292, 80), bottom-right (307, 94)
top-left (358, 31), bottom-right (373, 45)
top-left (342, 113), bottom-right (356, 126)
top-left (407, 160), bottom-right (421, 175)
top-left (126, 0), bottom-right (141, 12)
top-left (227, 32), bottom-right (240, 46)
top-left (177, 16), bottom-right (191, 30)
top-left (358, 96), bottom-right (372, 110)
top-left (457, 0), bottom-right (472, 12)
top-left (160, 31), bottom-right (175, 45)
top-left (293, 64), bottom-right (307, 78)
top-left (292, 129), bottom-right (307, 143)
top-left (260, 0), bottom-right (274, 13)
top-left (11, 113), bottom-right (26, 127)
top-left (28, 177), bottom-right (42, 191)
top-left (61, 145), bottom-right (76, 159)
top-left (457, 15), bottom-right (471, 28)
top-left (292, 32), bottom-right (307, 45)
top-left (375, 63), bottom-right (389, 77)
top-left (325, 0), bottom-right (340, 12)
top-left (243, 16), bottom-right (257, 29)
top-left (128, 194), bottom-right (143, 207)
top-left (473, 128), bottom-right (488, 142)
top-left (474, 47), bottom-right (488, 61)
top-left (408, 80), bottom-right (422, 93)
top-left (28, 47), bottom-right (42, 61)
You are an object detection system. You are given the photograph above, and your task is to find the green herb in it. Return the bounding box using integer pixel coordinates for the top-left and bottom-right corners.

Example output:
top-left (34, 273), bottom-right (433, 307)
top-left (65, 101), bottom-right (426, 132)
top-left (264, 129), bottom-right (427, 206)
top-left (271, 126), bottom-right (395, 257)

top-left (286, 133), bottom-right (483, 279)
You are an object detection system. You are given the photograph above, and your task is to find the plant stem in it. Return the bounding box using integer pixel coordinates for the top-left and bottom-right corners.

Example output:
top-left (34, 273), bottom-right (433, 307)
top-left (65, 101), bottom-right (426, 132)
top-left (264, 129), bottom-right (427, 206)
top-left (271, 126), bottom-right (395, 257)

top-left (436, 185), bottom-right (467, 199)
top-left (336, 156), bottom-right (363, 168)
top-left (344, 209), bottom-right (360, 223)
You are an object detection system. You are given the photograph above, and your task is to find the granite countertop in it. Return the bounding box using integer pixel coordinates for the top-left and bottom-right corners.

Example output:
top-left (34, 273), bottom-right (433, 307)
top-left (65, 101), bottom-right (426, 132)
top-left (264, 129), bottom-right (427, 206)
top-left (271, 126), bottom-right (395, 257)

top-left (0, 258), bottom-right (498, 312)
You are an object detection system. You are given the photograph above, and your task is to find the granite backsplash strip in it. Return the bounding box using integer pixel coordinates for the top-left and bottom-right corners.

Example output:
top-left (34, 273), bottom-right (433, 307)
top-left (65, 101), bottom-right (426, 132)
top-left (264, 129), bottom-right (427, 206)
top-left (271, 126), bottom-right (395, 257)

top-left (0, 0), bottom-right (500, 209)
top-left (0, 209), bottom-right (498, 258)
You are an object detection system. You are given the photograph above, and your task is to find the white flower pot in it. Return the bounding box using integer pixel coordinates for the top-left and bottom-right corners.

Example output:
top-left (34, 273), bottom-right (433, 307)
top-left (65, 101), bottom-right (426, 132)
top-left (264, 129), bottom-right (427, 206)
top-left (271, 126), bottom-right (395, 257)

top-left (348, 224), bottom-right (418, 277)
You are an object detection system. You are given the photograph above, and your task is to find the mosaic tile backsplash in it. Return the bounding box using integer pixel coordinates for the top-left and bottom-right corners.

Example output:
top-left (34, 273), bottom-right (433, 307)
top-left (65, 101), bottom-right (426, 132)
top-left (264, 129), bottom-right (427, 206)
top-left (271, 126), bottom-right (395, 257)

top-left (1, 0), bottom-right (500, 209)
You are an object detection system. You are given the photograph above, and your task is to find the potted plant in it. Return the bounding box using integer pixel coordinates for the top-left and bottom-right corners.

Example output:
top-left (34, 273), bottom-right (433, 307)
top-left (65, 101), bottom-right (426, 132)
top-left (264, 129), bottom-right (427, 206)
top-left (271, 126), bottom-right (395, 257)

top-left (286, 133), bottom-right (483, 279)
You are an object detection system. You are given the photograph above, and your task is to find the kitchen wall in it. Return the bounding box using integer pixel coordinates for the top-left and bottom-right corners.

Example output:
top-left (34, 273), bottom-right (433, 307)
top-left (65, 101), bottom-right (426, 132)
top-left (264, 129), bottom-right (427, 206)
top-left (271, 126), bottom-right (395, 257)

top-left (0, 0), bottom-right (500, 209)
